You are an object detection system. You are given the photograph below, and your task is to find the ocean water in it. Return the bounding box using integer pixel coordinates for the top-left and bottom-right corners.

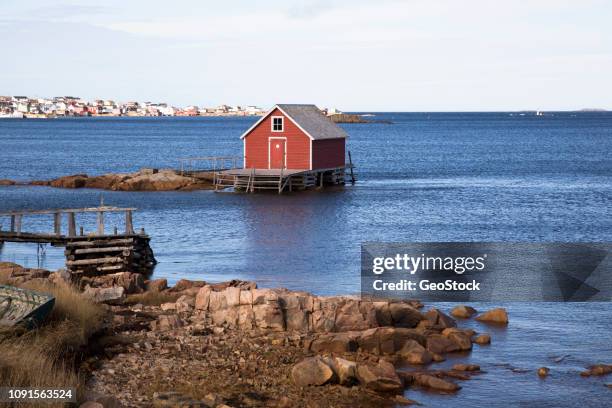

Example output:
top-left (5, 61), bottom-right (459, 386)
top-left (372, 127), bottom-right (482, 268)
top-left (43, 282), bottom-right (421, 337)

top-left (0, 113), bottom-right (611, 406)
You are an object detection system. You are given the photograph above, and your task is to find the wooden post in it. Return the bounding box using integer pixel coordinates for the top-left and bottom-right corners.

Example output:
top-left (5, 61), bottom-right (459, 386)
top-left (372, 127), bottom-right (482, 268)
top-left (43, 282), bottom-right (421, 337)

top-left (68, 213), bottom-right (76, 237)
top-left (10, 215), bottom-right (15, 232)
top-left (54, 212), bottom-right (61, 236)
top-left (80, 226), bottom-right (84, 236)
top-left (15, 215), bottom-right (22, 233)
top-left (125, 210), bottom-right (134, 234)
top-left (97, 211), bottom-right (104, 235)
top-left (114, 226), bottom-right (118, 235)
top-left (348, 150), bottom-right (356, 185)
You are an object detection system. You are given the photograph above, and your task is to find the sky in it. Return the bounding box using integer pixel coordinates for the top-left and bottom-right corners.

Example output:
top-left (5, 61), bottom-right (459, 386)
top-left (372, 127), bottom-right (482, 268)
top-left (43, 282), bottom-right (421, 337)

top-left (1, 0), bottom-right (611, 111)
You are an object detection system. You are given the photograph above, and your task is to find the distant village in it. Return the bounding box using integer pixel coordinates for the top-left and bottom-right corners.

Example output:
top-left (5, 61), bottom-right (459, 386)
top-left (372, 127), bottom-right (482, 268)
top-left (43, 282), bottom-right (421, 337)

top-left (0, 95), bottom-right (274, 118)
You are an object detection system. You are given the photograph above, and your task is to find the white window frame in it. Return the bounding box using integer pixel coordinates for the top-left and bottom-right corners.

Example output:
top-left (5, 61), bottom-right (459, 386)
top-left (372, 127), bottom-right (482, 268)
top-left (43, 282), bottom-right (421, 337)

top-left (271, 116), bottom-right (284, 132)
top-left (268, 137), bottom-right (287, 169)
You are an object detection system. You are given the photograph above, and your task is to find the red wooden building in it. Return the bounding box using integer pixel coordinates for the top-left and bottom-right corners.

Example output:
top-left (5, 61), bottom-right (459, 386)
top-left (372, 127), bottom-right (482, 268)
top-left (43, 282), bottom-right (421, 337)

top-left (241, 104), bottom-right (347, 170)
top-left (215, 104), bottom-right (354, 193)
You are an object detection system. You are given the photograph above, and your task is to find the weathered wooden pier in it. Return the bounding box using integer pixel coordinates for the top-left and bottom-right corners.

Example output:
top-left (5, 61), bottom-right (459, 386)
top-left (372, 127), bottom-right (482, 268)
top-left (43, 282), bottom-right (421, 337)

top-left (214, 164), bottom-right (355, 193)
top-left (177, 153), bottom-right (356, 194)
top-left (0, 205), bottom-right (156, 277)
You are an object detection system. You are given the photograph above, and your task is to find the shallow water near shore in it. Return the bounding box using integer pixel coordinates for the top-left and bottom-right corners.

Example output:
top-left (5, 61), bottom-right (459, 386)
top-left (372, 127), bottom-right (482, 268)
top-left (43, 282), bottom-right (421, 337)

top-left (1, 113), bottom-right (611, 406)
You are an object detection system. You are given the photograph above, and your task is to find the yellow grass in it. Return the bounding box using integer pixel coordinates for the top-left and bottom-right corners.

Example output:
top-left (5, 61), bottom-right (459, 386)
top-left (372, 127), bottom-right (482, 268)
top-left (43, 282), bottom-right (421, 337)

top-left (0, 279), bottom-right (104, 407)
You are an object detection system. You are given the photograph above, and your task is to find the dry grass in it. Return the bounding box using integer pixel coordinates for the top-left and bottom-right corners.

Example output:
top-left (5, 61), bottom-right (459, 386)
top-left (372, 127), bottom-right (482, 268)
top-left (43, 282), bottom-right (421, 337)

top-left (0, 279), bottom-right (105, 407)
top-left (125, 290), bottom-right (181, 306)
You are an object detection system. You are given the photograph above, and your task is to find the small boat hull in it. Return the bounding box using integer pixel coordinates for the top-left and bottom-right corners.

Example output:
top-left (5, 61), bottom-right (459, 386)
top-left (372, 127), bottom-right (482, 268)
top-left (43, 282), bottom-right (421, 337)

top-left (0, 285), bottom-right (55, 329)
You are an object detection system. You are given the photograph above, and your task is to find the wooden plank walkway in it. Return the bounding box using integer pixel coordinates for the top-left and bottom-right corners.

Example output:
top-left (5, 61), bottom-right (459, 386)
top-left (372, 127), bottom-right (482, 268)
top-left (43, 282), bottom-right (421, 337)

top-left (0, 204), bottom-right (156, 276)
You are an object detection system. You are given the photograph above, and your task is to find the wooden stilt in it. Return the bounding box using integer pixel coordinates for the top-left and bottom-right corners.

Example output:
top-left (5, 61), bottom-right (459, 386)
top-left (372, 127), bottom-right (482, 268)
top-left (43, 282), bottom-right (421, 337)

top-left (54, 212), bottom-right (61, 236)
top-left (97, 211), bottom-right (104, 235)
top-left (125, 210), bottom-right (134, 234)
top-left (68, 213), bottom-right (76, 237)
top-left (348, 150), bottom-right (356, 185)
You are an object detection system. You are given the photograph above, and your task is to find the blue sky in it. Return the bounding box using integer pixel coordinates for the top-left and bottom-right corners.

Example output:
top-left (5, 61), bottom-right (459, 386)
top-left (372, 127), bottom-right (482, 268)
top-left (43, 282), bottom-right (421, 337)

top-left (1, 0), bottom-right (611, 111)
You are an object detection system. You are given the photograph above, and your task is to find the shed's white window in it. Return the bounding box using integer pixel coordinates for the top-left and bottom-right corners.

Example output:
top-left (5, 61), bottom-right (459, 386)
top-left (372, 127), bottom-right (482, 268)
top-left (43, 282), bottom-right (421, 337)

top-left (272, 116), bottom-right (284, 132)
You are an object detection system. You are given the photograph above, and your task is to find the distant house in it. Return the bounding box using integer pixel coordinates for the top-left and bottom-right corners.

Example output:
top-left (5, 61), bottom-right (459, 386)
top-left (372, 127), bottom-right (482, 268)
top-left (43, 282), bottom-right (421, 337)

top-left (240, 104), bottom-right (347, 170)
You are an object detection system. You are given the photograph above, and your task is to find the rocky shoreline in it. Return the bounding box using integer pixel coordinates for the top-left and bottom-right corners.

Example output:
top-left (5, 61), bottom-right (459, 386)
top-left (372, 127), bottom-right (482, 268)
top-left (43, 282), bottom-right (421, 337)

top-left (0, 168), bottom-right (217, 192)
top-left (1, 262), bottom-right (610, 408)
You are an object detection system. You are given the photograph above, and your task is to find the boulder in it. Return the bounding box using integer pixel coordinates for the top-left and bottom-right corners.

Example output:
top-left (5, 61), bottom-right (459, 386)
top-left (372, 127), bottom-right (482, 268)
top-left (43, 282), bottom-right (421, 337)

top-left (356, 360), bottom-right (402, 393)
top-left (444, 330), bottom-right (472, 351)
top-left (580, 364), bottom-right (612, 377)
top-left (475, 308), bottom-right (508, 324)
top-left (389, 302), bottom-right (423, 328)
top-left (334, 300), bottom-right (377, 331)
top-left (473, 333), bottom-right (491, 345)
top-left (84, 285), bottom-right (125, 304)
top-left (0, 179), bottom-right (16, 186)
top-left (310, 308), bottom-right (336, 332)
top-left (331, 357), bottom-right (357, 385)
top-left (537, 367), bottom-right (550, 377)
top-left (372, 302), bottom-right (393, 326)
top-left (253, 303), bottom-right (285, 331)
top-left (208, 290), bottom-right (228, 312)
top-left (160, 302), bottom-right (176, 311)
top-left (285, 307), bottom-right (310, 332)
top-left (452, 364), bottom-right (480, 372)
top-left (426, 334), bottom-right (461, 354)
top-left (357, 327), bottom-right (426, 355)
top-left (225, 287), bottom-right (241, 307)
top-left (146, 278), bottom-right (168, 292)
top-left (450, 305), bottom-right (477, 319)
top-left (398, 339), bottom-right (433, 365)
top-left (413, 374), bottom-right (460, 392)
top-left (236, 305), bottom-right (255, 329)
top-left (291, 356), bottom-right (335, 387)
top-left (310, 332), bottom-right (358, 353)
top-left (175, 295), bottom-right (195, 313)
top-left (424, 308), bottom-right (457, 328)
top-left (170, 278), bottom-right (206, 292)
top-left (195, 286), bottom-right (212, 310)
top-left (113, 272), bottom-right (145, 294)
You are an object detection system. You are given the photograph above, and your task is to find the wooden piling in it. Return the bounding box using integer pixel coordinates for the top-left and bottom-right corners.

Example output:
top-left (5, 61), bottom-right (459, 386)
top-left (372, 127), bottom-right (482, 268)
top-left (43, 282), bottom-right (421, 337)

top-left (68, 213), bottom-right (76, 237)
top-left (54, 212), bottom-right (61, 236)
top-left (125, 210), bottom-right (134, 234)
top-left (97, 211), bottom-right (104, 235)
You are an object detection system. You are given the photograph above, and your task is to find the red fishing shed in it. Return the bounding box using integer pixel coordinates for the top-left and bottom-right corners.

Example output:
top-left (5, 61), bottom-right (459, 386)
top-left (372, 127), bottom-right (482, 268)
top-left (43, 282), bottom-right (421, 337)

top-left (240, 104), bottom-right (347, 170)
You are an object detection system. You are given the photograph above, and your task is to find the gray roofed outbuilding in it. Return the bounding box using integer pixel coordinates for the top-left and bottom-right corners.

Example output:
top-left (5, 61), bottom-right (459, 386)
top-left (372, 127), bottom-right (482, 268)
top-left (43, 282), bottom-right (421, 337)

top-left (240, 104), bottom-right (348, 140)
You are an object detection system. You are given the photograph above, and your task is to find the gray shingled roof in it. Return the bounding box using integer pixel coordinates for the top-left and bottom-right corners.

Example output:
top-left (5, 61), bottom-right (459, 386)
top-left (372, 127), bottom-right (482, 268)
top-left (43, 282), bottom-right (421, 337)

top-left (276, 104), bottom-right (348, 140)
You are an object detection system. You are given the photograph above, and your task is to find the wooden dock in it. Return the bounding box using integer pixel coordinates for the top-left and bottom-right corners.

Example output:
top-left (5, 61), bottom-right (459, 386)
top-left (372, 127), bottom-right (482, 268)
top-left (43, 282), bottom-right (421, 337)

top-left (214, 165), bottom-right (355, 193)
top-left (0, 205), bottom-right (156, 277)
top-left (177, 153), bottom-right (356, 194)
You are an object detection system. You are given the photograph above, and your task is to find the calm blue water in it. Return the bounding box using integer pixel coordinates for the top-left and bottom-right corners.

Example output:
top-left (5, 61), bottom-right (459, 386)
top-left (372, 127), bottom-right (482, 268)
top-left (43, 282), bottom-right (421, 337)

top-left (0, 113), bottom-right (611, 406)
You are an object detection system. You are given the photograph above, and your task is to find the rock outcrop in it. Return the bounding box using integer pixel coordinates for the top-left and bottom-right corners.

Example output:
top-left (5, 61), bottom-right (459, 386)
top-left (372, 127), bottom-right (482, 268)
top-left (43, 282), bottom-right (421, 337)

top-left (28, 169), bottom-right (216, 191)
top-left (580, 364), bottom-right (612, 377)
